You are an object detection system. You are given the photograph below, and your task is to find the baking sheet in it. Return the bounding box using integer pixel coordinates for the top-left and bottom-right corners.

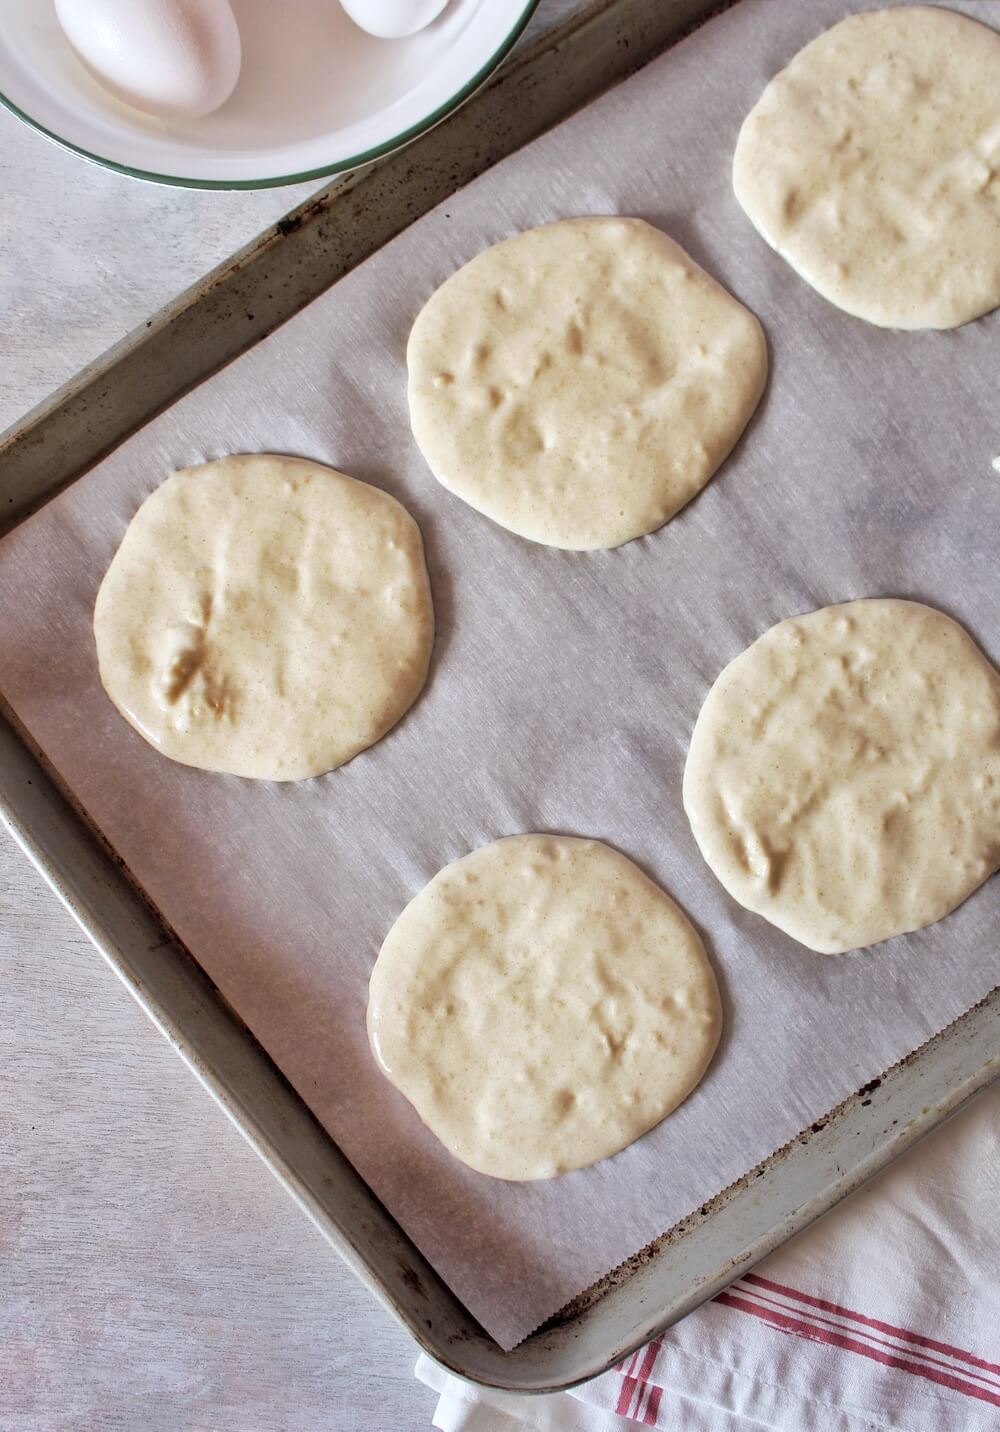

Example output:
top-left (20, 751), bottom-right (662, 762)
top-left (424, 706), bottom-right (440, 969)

top-left (1, 0), bottom-right (998, 1351)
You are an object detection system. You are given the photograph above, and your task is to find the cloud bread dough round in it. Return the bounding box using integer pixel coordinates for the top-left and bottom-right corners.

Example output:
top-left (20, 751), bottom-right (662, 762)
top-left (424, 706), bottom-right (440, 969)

top-left (406, 217), bottom-right (767, 550)
top-left (367, 834), bottom-right (722, 1180)
top-left (94, 454), bottom-right (434, 781)
top-left (683, 600), bottom-right (1000, 955)
top-left (732, 6), bottom-right (1000, 330)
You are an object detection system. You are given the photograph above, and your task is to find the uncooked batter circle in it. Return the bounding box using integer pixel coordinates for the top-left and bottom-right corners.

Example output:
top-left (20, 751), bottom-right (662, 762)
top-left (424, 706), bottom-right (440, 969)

top-left (733, 6), bottom-right (1000, 330)
top-left (407, 217), bottom-right (767, 550)
top-left (367, 834), bottom-right (722, 1180)
top-left (683, 599), bottom-right (1000, 954)
top-left (94, 454), bottom-right (434, 781)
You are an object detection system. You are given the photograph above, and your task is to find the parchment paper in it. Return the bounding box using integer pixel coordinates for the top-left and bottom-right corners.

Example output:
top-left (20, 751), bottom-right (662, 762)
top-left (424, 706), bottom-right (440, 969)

top-left (1, 0), bottom-right (998, 1351)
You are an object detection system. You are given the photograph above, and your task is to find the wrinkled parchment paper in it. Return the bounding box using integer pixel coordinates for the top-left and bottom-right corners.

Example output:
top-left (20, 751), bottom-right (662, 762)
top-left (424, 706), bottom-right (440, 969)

top-left (1, 0), bottom-right (997, 1350)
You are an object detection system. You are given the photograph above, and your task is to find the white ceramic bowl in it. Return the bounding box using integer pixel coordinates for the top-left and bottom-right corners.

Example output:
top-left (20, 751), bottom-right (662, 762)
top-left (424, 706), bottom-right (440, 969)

top-left (0, 0), bottom-right (538, 188)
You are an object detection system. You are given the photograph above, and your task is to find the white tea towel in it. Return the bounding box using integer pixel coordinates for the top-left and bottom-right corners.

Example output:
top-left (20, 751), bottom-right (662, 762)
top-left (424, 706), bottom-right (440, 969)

top-left (418, 1083), bottom-right (1000, 1430)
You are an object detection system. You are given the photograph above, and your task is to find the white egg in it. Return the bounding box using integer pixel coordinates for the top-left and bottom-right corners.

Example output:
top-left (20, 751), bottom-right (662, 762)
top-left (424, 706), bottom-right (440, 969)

top-left (338, 0), bottom-right (450, 41)
top-left (54, 0), bottom-right (242, 119)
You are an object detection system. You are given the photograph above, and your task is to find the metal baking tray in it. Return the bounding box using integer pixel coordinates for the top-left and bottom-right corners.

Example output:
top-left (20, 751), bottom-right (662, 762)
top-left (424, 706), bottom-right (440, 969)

top-left (2, 0), bottom-right (997, 1392)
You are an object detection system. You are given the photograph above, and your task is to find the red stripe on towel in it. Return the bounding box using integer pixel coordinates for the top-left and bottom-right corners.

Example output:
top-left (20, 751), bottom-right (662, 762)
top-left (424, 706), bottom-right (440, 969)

top-left (615, 1337), bottom-right (661, 1419)
top-left (635, 1339), bottom-right (660, 1386)
top-left (716, 1291), bottom-right (1000, 1408)
top-left (743, 1274), bottom-right (1000, 1376)
top-left (615, 1374), bottom-right (638, 1417)
top-left (733, 1282), bottom-right (1000, 1395)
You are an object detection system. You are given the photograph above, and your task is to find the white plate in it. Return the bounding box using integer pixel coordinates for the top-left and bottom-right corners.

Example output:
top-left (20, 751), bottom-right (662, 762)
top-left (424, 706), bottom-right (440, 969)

top-left (0, 0), bottom-right (538, 188)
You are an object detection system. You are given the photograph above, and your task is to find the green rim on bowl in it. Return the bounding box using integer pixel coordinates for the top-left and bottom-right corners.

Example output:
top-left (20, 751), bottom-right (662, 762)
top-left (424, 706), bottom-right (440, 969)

top-left (0, 0), bottom-right (540, 190)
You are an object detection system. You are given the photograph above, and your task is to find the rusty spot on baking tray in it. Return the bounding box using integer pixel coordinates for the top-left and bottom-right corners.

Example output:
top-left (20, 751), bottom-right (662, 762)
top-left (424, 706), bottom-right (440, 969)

top-left (399, 1264), bottom-right (427, 1299)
